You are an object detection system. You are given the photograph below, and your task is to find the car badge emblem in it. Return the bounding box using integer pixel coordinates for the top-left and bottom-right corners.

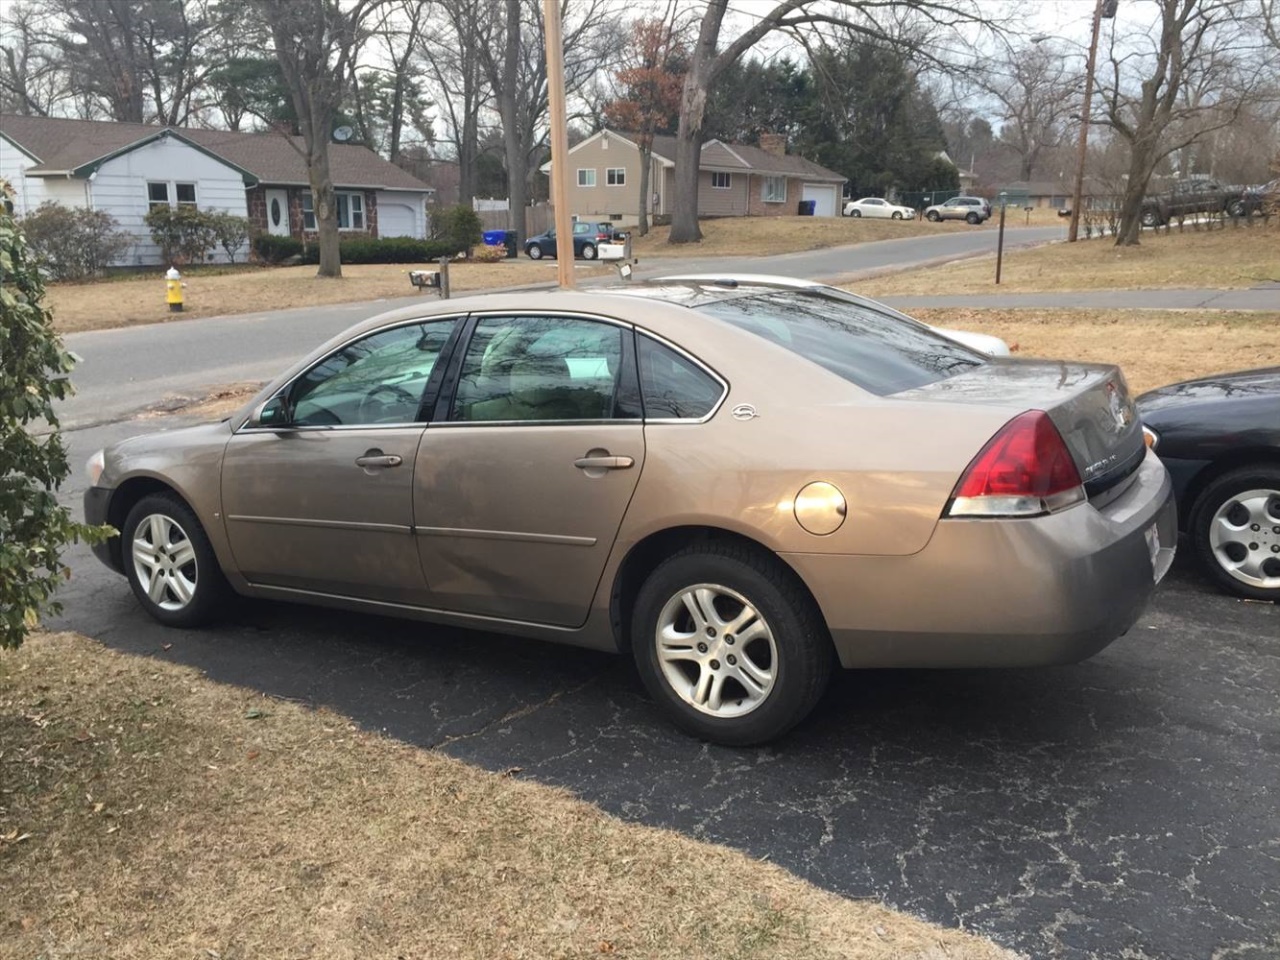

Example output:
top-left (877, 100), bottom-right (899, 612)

top-left (731, 404), bottom-right (759, 421)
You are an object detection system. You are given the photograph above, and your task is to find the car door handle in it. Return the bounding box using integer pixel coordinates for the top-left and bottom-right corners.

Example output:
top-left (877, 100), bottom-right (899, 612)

top-left (355, 453), bottom-right (403, 469)
top-left (574, 455), bottom-right (634, 470)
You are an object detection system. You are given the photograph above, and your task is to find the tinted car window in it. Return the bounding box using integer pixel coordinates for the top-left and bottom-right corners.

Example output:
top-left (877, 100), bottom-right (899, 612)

top-left (697, 291), bottom-right (985, 396)
top-left (452, 316), bottom-right (624, 422)
top-left (290, 319), bottom-right (457, 426)
top-left (638, 335), bottom-right (724, 419)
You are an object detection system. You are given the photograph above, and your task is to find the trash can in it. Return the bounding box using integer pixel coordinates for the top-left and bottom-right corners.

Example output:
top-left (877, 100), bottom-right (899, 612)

top-left (482, 229), bottom-right (506, 247)
top-left (798, 200), bottom-right (816, 216)
top-left (502, 230), bottom-right (518, 259)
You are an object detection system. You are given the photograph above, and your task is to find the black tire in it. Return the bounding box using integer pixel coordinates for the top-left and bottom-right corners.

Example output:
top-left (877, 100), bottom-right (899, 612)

top-left (581, 243), bottom-right (596, 260)
top-left (630, 543), bottom-right (834, 745)
top-left (891, 211), bottom-right (902, 220)
top-left (925, 210), bottom-right (940, 222)
top-left (851, 209), bottom-right (861, 218)
top-left (1140, 208), bottom-right (1162, 228)
top-left (965, 211), bottom-right (980, 224)
top-left (1227, 199), bottom-right (1245, 218)
top-left (527, 244), bottom-right (543, 260)
top-left (1188, 465), bottom-right (1280, 602)
top-left (121, 493), bottom-right (230, 627)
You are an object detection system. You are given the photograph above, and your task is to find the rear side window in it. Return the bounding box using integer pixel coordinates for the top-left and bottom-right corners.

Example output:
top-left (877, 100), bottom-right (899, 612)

top-left (697, 291), bottom-right (984, 396)
top-left (638, 336), bottom-right (724, 420)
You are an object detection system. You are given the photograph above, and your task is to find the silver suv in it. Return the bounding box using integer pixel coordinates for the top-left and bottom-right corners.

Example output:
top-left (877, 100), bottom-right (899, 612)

top-left (924, 196), bottom-right (990, 224)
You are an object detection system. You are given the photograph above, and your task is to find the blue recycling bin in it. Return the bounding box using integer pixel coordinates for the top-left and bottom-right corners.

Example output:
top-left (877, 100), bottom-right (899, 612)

top-left (482, 229), bottom-right (506, 246)
top-left (798, 200), bottom-right (817, 216)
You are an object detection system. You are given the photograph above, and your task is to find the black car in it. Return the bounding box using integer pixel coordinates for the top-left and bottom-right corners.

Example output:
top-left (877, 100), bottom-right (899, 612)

top-left (1230, 178), bottom-right (1278, 217)
top-left (524, 221), bottom-right (614, 260)
top-left (1138, 367), bottom-right (1280, 601)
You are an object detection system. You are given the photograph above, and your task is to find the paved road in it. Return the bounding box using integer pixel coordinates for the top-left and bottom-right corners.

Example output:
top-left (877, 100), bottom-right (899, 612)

top-left (51, 413), bottom-right (1280, 960)
top-left (57, 225), bottom-right (1065, 428)
top-left (883, 284), bottom-right (1280, 312)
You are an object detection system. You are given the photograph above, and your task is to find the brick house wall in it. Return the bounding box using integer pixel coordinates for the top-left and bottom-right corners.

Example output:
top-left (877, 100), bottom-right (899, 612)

top-left (246, 185), bottom-right (378, 240)
top-left (745, 174), bottom-right (804, 217)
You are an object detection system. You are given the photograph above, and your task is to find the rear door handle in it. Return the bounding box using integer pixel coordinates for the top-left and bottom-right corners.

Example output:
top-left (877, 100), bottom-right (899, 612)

top-left (574, 455), bottom-right (634, 470)
top-left (355, 453), bottom-right (403, 469)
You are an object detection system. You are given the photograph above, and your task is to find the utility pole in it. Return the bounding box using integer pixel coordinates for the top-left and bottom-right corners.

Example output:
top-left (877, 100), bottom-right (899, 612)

top-left (544, 0), bottom-right (575, 289)
top-left (1068, 0), bottom-right (1118, 242)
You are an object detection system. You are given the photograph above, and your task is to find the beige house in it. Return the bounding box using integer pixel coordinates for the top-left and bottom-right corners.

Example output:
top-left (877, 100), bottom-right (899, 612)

top-left (541, 128), bottom-right (847, 225)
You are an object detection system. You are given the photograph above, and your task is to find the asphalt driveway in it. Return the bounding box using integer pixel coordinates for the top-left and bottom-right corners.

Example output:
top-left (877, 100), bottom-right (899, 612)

top-left (50, 414), bottom-right (1280, 960)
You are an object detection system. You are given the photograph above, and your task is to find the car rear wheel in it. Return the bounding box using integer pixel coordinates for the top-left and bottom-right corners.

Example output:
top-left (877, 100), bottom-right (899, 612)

top-left (965, 212), bottom-right (980, 224)
top-left (1140, 208), bottom-right (1162, 228)
top-left (926, 210), bottom-right (940, 222)
top-left (1189, 465), bottom-right (1280, 602)
top-left (122, 493), bottom-right (229, 627)
top-left (891, 211), bottom-right (903, 220)
top-left (630, 543), bottom-right (833, 745)
top-left (527, 244), bottom-right (543, 260)
top-left (581, 243), bottom-right (597, 260)
top-left (1227, 199), bottom-right (1246, 218)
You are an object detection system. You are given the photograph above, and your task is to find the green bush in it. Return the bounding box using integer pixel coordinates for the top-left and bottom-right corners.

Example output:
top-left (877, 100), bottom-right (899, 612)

top-left (252, 233), bottom-right (304, 263)
top-left (0, 182), bottom-right (110, 649)
top-left (144, 205), bottom-right (218, 265)
top-left (297, 236), bottom-right (457, 264)
top-left (20, 202), bottom-right (131, 280)
top-left (208, 211), bottom-right (252, 264)
top-left (431, 204), bottom-right (483, 255)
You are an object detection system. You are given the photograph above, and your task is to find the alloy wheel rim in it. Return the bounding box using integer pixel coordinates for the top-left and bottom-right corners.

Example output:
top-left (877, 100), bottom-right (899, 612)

top-left (655, 583), bottom-right (777, 719)
top-left (131, 513), bottom-right (199, 611)
top-left (1208, 488), bottom-right (1280, 589)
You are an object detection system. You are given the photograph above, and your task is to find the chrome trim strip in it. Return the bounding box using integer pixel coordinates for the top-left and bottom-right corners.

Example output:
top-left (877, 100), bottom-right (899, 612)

top-left (430, 418), bottom-right (622, 429)
top-left (227, 515), bottom-right (412, 534)
top-left (414, 525), bottom-right (596, 546)
top-left (237, 421), bottom-right (426, 434)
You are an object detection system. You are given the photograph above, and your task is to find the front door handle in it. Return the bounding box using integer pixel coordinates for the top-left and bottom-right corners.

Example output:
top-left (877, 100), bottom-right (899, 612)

top-left (355, 451), bottom-right (403, 469)
top-left (574, 455), bottom-right (634, 470)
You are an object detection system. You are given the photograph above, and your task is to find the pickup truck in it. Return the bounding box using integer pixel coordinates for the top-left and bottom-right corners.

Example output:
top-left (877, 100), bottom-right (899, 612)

top-left (1140, 179), bottom-right (1245, 226)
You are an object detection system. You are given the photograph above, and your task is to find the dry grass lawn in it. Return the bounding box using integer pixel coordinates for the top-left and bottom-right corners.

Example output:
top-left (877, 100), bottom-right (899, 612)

top-left (859, 222), bottom-right (1280, 296)
top-left (908, 308), bottom-right (1280, 393)
top-left (47, 260), bottom-right (609, 334)
top-left (1, 632), bottom-right (1018, 960)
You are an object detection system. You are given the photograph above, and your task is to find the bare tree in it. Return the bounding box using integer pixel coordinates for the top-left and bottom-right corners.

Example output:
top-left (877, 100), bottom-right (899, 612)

top-left (1097, 0), bottom-right (1276, 245)
top-left (254, 0), bottom-right (387, 278)
top-left (980, 42), bottom-right (1082, 182)
top-left (0, 2), bottom-right (69, 116)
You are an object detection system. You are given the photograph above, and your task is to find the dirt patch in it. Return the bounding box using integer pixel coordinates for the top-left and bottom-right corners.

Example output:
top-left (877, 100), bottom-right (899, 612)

top-left (137, 381), bottom-right (264, 421)
top-left (0, 632), bottom-right (1017, 960)
top-left (907, 308), bottom-right (1280, 393)
top-left (47, 260), bottom-right (610, 334)
top-left (858, 222), bottom-right (1280, 296)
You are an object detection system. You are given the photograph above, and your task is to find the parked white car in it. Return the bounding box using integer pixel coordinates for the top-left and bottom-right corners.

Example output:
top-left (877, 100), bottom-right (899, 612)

top-left (843, 197), bottom-right (916, 220)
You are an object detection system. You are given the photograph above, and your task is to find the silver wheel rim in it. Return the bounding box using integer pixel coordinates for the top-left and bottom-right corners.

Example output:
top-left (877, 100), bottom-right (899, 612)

top-left (655, 583), bottom-right (777, 719)
top-left (583, 244), bottom-right (596, 259)
top-left (131, 513), bottom-right (199, 611)
top-left (1208, 488), bottom-right (1280, 590)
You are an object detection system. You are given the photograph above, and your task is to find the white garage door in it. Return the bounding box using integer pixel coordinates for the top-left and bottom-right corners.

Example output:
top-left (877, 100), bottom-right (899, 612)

top-left (378, 201), bottom-right (418, 238)
top-left (802, 183), bottom-right (838, 217)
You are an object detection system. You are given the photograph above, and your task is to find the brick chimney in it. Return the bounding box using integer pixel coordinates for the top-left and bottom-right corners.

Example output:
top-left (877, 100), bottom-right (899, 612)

top-left (758, 132), bottom-right (787, 157)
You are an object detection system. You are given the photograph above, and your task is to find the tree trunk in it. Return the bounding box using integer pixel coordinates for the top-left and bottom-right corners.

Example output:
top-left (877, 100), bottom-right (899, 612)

top-left (309, 141), bottom-right (342, 277)
top-left (668, 2), bottom-right (724, 244)
top-left (458, 104), bottom-right (478, 206)
top-left (498, 0), bottom-right (524, 246)
top-left (1115, 138), bottom-right (1158, 247)
top-left (637, 141), bottom-right (652, 236)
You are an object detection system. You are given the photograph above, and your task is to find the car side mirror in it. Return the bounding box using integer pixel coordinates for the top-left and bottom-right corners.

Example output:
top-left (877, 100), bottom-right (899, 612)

top-left (251, 395), bottom-right (290, 428)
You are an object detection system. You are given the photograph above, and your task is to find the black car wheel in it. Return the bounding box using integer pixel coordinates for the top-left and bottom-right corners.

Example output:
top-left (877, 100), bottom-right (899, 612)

top-left (925, 210), bottom-right (940, 222)
top-left (965, 211), bottom-right (980, 224)
top-left (1140, 208), bottom-right (1162, 228)
top-left (891, 211), bottom-right (903, 220)
top-left (122, 493), bottom-right (230, 627)
top-left (631, 543), bottom-right (834, 745)
top-left (1227, 199), bottom-right (1246, 218)
top-left (527, 243), bottom-right (543, 260)
top-left (850, 209), bottom-right (861, 218)
top-left (581, 243), bottom-right (596, 260)
top-left (1189, 465), bottom-right (1280, 602)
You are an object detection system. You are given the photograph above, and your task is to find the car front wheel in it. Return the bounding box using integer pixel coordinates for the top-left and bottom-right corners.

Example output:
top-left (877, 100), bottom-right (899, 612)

top-left (891, 211), bottom-right (903, 220)
top-left (1189, 465), bottom-right (1280, 602)
top-left (122, 493), bottom-right (229, 627)
top-left (1227, 199), bottom-right (1246, 218)
top-left (630, 543), bottom-right (833, 745)
top-left (850, 209), bottom-right (861, 218)
top-left (1140, 209), bottom-right (1162, 228)
top-left (925, 210), bottom-right (940, 222)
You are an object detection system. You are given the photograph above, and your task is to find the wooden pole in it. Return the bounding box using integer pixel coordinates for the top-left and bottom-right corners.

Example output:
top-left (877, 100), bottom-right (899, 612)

top-left (544, 0), bottom-right (575, 289)
top-left (1068, 0), bottom-right (1104, 243)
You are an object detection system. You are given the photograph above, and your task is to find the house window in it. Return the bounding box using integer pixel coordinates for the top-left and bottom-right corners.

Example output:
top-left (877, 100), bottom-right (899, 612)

top-left (147, 182), bottom-right (170, 208)
top-left (577, 168), bottom-right (597, 187)
top-left (606, 167), bottom-right (625, 186)
top-left (175, 183), bottom-right (197, 207)
top-left (301, 191), bottom-right (366, 231)
top-left (711, 172), bottom-right (731, 189)
top-left (762, 176), bottom-right (787, 203)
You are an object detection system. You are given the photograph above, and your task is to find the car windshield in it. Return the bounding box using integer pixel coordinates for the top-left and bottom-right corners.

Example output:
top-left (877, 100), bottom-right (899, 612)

top-left (696, 290), bottom-right (986, 395)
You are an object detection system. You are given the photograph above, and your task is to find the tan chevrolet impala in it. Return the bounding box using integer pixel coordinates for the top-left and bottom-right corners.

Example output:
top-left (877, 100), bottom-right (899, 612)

top-left (85, 277), bottom-right (1177, 745)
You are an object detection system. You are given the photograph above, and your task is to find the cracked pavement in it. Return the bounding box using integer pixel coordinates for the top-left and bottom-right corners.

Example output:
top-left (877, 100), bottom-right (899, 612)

top-left (48, 411), bottom-right (1280, 960)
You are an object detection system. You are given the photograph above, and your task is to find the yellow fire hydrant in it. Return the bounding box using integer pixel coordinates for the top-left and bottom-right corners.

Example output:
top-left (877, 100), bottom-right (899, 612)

top-left (165, 266), bottom-right (184, 313)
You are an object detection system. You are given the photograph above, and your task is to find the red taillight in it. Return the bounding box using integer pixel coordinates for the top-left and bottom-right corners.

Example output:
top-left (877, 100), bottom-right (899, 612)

top-left (946, 410), bottom-right (1085, 517)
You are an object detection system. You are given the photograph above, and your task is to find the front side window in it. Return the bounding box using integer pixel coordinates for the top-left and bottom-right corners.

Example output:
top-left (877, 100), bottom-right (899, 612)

top-left (147, 182), bottom-right (170, 208)
top-left (451, 316), bottom-right (624, 423)
top-left (606, 167), bottom-right (626, 186)
top-left (301, 191), bottom-right (365, 230)
top-left (762, 176), bottom-right (787, 203)
top-left (301, 192), bottom-right (316, 231)
top-left (638, 336), bottom-right (724, 420)
top-left (711, 171), bottom-right (731, 189)
top-left (175, 183), bottom-right (197, 207)
top-left (697, 290), bottom-right (984, 396)
top-left (577, 168), bottom-right (597, 187)
top-left (288, 319), bottom-right (458, 426)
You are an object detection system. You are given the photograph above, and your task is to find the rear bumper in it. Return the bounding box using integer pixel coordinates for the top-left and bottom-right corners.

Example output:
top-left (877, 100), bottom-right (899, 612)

top-left (783, 450), bottom-right (1177, 668)
top-left (84, 486), bottom-right (123, 574)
